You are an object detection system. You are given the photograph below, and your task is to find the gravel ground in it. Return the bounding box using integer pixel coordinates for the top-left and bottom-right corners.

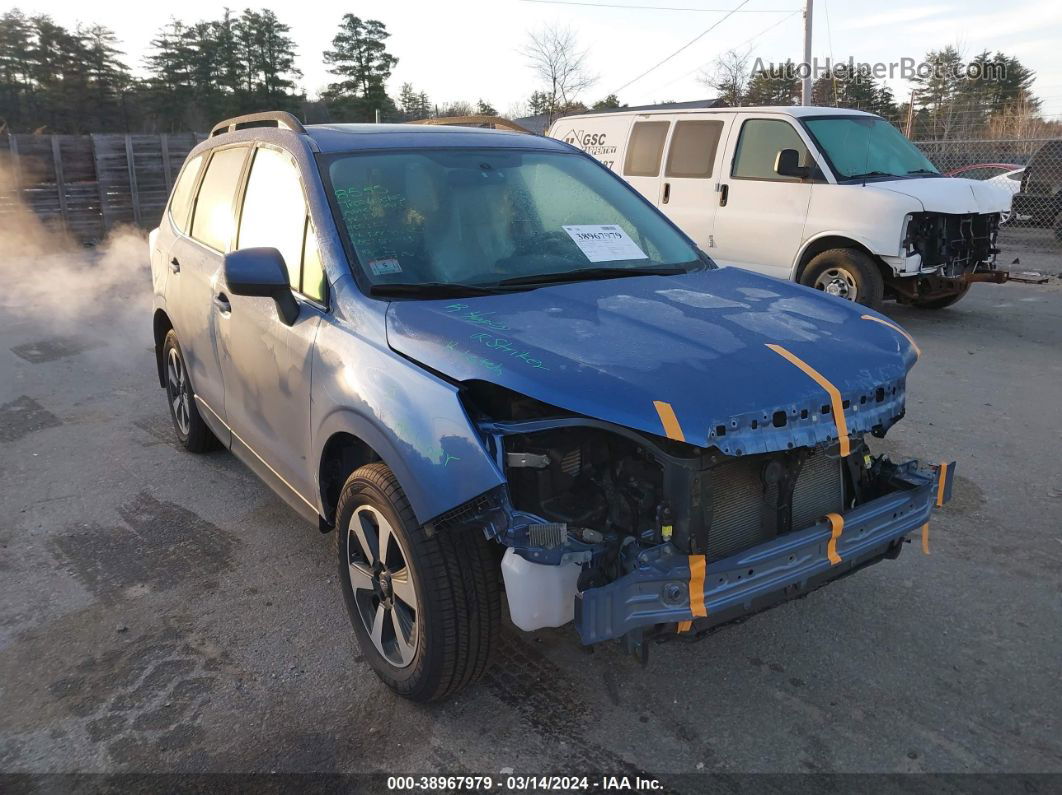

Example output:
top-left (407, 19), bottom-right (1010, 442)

top-left (0, 243), bottom-right (1060, 785)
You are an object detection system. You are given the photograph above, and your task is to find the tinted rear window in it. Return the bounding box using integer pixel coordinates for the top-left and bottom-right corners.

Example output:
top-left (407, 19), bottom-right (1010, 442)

top-left (168, 155), bottom-right (203, 233)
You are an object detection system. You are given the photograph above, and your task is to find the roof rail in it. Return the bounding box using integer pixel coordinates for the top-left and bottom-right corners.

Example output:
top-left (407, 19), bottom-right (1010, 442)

top-left (209, 111), bottom-right (307, 138)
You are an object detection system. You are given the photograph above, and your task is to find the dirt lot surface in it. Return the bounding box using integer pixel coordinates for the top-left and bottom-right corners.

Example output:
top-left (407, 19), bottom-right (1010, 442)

top-left (1, 239), bottom-right (1060, 784)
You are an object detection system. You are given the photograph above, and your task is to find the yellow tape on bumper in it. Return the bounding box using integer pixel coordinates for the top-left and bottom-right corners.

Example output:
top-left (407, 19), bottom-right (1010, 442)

top-left (921, 523), bottom-right (930, 555)
top-left (936, 461), bottom-right (949, 507)
top-left (766, 344), bottom-right (851, 457)
top-left (825, 512), bottom-right (844, 565)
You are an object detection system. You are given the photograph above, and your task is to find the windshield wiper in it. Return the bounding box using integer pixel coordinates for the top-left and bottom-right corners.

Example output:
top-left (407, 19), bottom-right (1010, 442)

top-left (369, 282), bottom-right (505, 298)
top-left (497, 265), bottom-right (687, 287)
top-left (845, 170), bottom-right (894, 180)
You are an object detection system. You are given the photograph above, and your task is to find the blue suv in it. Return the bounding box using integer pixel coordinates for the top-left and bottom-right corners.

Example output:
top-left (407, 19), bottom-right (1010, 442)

top-left (150, 111), bottom-right (953, 701)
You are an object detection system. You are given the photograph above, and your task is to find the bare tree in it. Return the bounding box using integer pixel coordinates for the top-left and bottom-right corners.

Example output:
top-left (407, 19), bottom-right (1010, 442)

top-left (699, 49), bottom-right (751, 107)
top-left (522, 24), bottom-right (596, 120)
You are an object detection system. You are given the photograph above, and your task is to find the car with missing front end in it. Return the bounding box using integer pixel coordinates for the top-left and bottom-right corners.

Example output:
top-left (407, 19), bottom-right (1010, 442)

top-left (150, 111), bottom-right (955, 702)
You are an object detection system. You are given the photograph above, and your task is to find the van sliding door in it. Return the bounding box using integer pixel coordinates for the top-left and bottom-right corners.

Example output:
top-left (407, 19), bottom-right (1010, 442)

top-left (656, 118), bottom-right (726, 252)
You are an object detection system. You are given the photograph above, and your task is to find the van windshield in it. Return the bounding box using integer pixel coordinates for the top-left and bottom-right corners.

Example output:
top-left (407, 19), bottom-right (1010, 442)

top-left (804, 116), bottom-right (939, 181)
top-left (324, 149), bottom-right (704, 294)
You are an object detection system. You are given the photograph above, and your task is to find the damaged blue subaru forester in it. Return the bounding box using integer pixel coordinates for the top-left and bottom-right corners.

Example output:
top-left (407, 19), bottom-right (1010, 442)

top-left (150, 112), bottom-right (954, 701)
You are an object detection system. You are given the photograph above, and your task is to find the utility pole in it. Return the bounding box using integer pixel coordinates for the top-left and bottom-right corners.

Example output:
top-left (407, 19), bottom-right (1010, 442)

top-left (801, 0), bottom-right (813, 106)
top-left (904, 90), bottom-right (917, 138)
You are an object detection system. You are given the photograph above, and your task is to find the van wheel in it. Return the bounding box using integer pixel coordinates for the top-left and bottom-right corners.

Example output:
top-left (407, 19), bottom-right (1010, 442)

top-left (162, 331), bottom-right (219, 453)
top-left (800, 248), bottom-right (884, 309)
top-left (911, 285), bottom-right (970, 310)
top-left (334, 463), bottom-right (501, 702)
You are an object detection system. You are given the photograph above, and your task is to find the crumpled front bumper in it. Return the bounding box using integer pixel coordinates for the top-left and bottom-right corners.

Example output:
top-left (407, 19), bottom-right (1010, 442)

top-left (574, 461), bottom-right (954, 645)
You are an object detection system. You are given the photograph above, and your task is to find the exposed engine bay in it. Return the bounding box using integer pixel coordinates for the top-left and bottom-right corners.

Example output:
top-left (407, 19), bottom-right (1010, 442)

top-left (456, 380), bottom-right (945, 652)
top-left (903, 211), bottom-right (999, 276)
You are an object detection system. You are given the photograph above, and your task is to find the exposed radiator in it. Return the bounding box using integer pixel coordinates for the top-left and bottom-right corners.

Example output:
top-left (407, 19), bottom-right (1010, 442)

top-left (706, 451), bottom-right (844, 560)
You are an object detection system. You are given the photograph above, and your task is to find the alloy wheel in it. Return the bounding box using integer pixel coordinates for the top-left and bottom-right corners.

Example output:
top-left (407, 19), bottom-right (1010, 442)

top-left (166, 347), bottom-right (191, 435)
top-left (347, 505), bottom-right (419, 668)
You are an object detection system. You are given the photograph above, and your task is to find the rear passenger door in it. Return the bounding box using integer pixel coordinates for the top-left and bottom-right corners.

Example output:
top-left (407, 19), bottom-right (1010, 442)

top-left (173, 144), bottom-right (250, 437)
top-left (656, 117), bottom-right (727, 250)
top-left (216, 144), bottom-right (327, 515)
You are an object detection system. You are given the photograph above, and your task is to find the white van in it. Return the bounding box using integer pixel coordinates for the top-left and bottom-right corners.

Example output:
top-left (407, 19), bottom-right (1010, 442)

top-left (548, 106), bottom-right (1011, 309)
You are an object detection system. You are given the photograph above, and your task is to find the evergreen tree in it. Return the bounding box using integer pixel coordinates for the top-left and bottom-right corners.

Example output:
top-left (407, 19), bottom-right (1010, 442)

top-left (323, 14), bottom-right (397, 120)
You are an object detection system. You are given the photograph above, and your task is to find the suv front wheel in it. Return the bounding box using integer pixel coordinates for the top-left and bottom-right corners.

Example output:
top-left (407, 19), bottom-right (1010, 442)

top-left (334, 463), bottom-right (501, 702)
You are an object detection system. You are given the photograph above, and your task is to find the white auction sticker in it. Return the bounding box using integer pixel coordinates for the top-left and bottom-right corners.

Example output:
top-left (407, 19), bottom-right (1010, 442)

top-left (562, 224), bottom-right (648, 263)
top-left (368, 257), bottom-right (402, 276)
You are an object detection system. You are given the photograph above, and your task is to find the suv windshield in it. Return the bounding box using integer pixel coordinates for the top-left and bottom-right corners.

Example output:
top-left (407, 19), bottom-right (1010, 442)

top-left (324, 148), bottom-right (703, 292)
top-left (804, 116), bottom-right (939, 181)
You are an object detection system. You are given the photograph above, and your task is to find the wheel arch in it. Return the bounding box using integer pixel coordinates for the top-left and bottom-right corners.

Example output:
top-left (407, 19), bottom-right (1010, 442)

top-left (153, 309), bottom-right (174, 388)
top-left (793, 234), bottom-right (890, 284)
top-left (318, 429), bottom-right (383, 531)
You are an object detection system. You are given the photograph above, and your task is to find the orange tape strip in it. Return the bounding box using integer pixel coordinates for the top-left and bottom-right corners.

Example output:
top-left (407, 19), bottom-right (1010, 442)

top-left (766, 344), bottom-right (851, 457)
top-left (921, 523), bottom-right (930, 555)
top-left (825, 512), bottom-right (844, 565)
top-left (689, 555), bottom-right (707, 617)
top-left (936, 461), bottom-right (949, 507)
top-left (677, 620), bottom-right (692, 633)
top-left (653, 400), bottom-right (685, 442)
top-left (861, 314), bottom-right (921, 358)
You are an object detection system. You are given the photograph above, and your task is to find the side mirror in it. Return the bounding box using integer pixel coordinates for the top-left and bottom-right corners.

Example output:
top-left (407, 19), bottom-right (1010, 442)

top-left (224, 247), bottom-right (299, 326)
top-left (775, 148), bottom-right (810, 179)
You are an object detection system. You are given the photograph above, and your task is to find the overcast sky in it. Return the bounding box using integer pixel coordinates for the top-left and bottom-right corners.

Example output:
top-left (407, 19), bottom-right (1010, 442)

top-left (24, 0), bottom-right (1062, 117)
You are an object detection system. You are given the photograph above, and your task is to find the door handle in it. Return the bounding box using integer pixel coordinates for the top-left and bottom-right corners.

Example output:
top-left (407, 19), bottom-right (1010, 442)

top-left (662, 182), bottom-right (671, 204)
top-left (719, 184), bottom-right (729, 207)
top-left (213, 293), bottom-right (231, 314)
top-left (169, 257), bottom-right (181, 273)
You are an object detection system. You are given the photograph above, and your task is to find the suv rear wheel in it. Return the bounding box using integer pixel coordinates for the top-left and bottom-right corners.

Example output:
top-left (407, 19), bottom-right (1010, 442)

top-left (162, 331), bottom-right (219, 452)
top-left (800, 248), bottom-right (885, 309)
top-left (334, 462), bottom-right (501, 702)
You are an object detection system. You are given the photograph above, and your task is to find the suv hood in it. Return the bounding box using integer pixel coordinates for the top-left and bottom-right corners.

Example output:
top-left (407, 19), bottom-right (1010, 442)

top-left (385, 269), bottom-right (917, 455)
top-left (872, 176), bottom-right (1011, 214)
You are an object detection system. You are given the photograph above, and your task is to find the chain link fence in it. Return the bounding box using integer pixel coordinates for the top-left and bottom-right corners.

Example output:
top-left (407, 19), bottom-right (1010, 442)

top-left (914, 137), bottom-right (1062, 263)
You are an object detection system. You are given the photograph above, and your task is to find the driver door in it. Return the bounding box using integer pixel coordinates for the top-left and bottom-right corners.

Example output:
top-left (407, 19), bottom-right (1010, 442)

top-left (215, 145), bottom-right (328, 516)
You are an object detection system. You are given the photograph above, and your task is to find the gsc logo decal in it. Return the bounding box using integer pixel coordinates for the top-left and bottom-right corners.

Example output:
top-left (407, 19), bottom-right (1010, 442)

top-left (563, 129), bottom-right (607, 147)
top-left (562, 129), bottom-right (618, 159)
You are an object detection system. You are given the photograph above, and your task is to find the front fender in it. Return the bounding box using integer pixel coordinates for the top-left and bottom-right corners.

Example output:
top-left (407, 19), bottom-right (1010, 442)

top-left (311, 315), bottom-right (505, 525)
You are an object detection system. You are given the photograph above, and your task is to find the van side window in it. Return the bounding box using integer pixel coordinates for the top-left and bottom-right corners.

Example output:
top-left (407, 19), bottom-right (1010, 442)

top-left (190, 147), bottom-right (248, 251)
top-left (732, 119), bottom-right (810, 181)
top-left (665, 120), bottom-right (724, 179)
top-left (624, 121), bottom-right (670, 177)
top-left (238, 147), bottom-right (307, 292)
top-left (168, 154), bottom-right (203, 233)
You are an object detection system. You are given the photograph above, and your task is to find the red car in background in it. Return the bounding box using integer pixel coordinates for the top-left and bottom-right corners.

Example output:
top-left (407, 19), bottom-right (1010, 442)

top-left (945, 163), bottom-right (1022, 180)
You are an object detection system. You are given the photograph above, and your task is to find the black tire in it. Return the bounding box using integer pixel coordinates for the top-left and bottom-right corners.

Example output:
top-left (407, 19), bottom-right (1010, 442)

top-left (911, 284), bottom-right (970, 310)
top-left (799, 248), bottom-right (885, 309)
top-left (162, 330), bottom-right (219, 453)
top-left (334, 463), bottom-right (501, 702)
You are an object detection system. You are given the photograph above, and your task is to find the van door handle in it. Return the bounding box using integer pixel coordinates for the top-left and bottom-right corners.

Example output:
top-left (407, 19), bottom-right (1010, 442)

top-left (169, 257), bottom-right (181, 273)
top-left (719, 184), bottom-right (729, 207)
top-left (213, 293), bottom-right (231, 314)
top-left (662, 182), bottom-right (671, 204)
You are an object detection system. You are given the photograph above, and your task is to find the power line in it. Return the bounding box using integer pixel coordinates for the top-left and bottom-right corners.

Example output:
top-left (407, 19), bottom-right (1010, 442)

top-left (519, 0), bottom-right (792, 11)
top-left (611, 0), bottom-right (752, 94)
top-left (653, 7), bottom-right (800, 91)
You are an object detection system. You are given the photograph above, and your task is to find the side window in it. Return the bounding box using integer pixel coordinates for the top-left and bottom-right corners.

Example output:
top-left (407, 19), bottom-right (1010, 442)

top-left (191, 147), bottom-right (247, 251)
top-left (168, 154), bottom-right (203, 233)
top-left (623, 121), bottom-right (670, 177)
top-left (301, 219), bottom-right (327, 302)
top-left (237, 147), bottom-right (307, 291)
top-left (732, 119), bottom-right (811, 181)
top-left (665, 120), bottom-right (724, 179)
